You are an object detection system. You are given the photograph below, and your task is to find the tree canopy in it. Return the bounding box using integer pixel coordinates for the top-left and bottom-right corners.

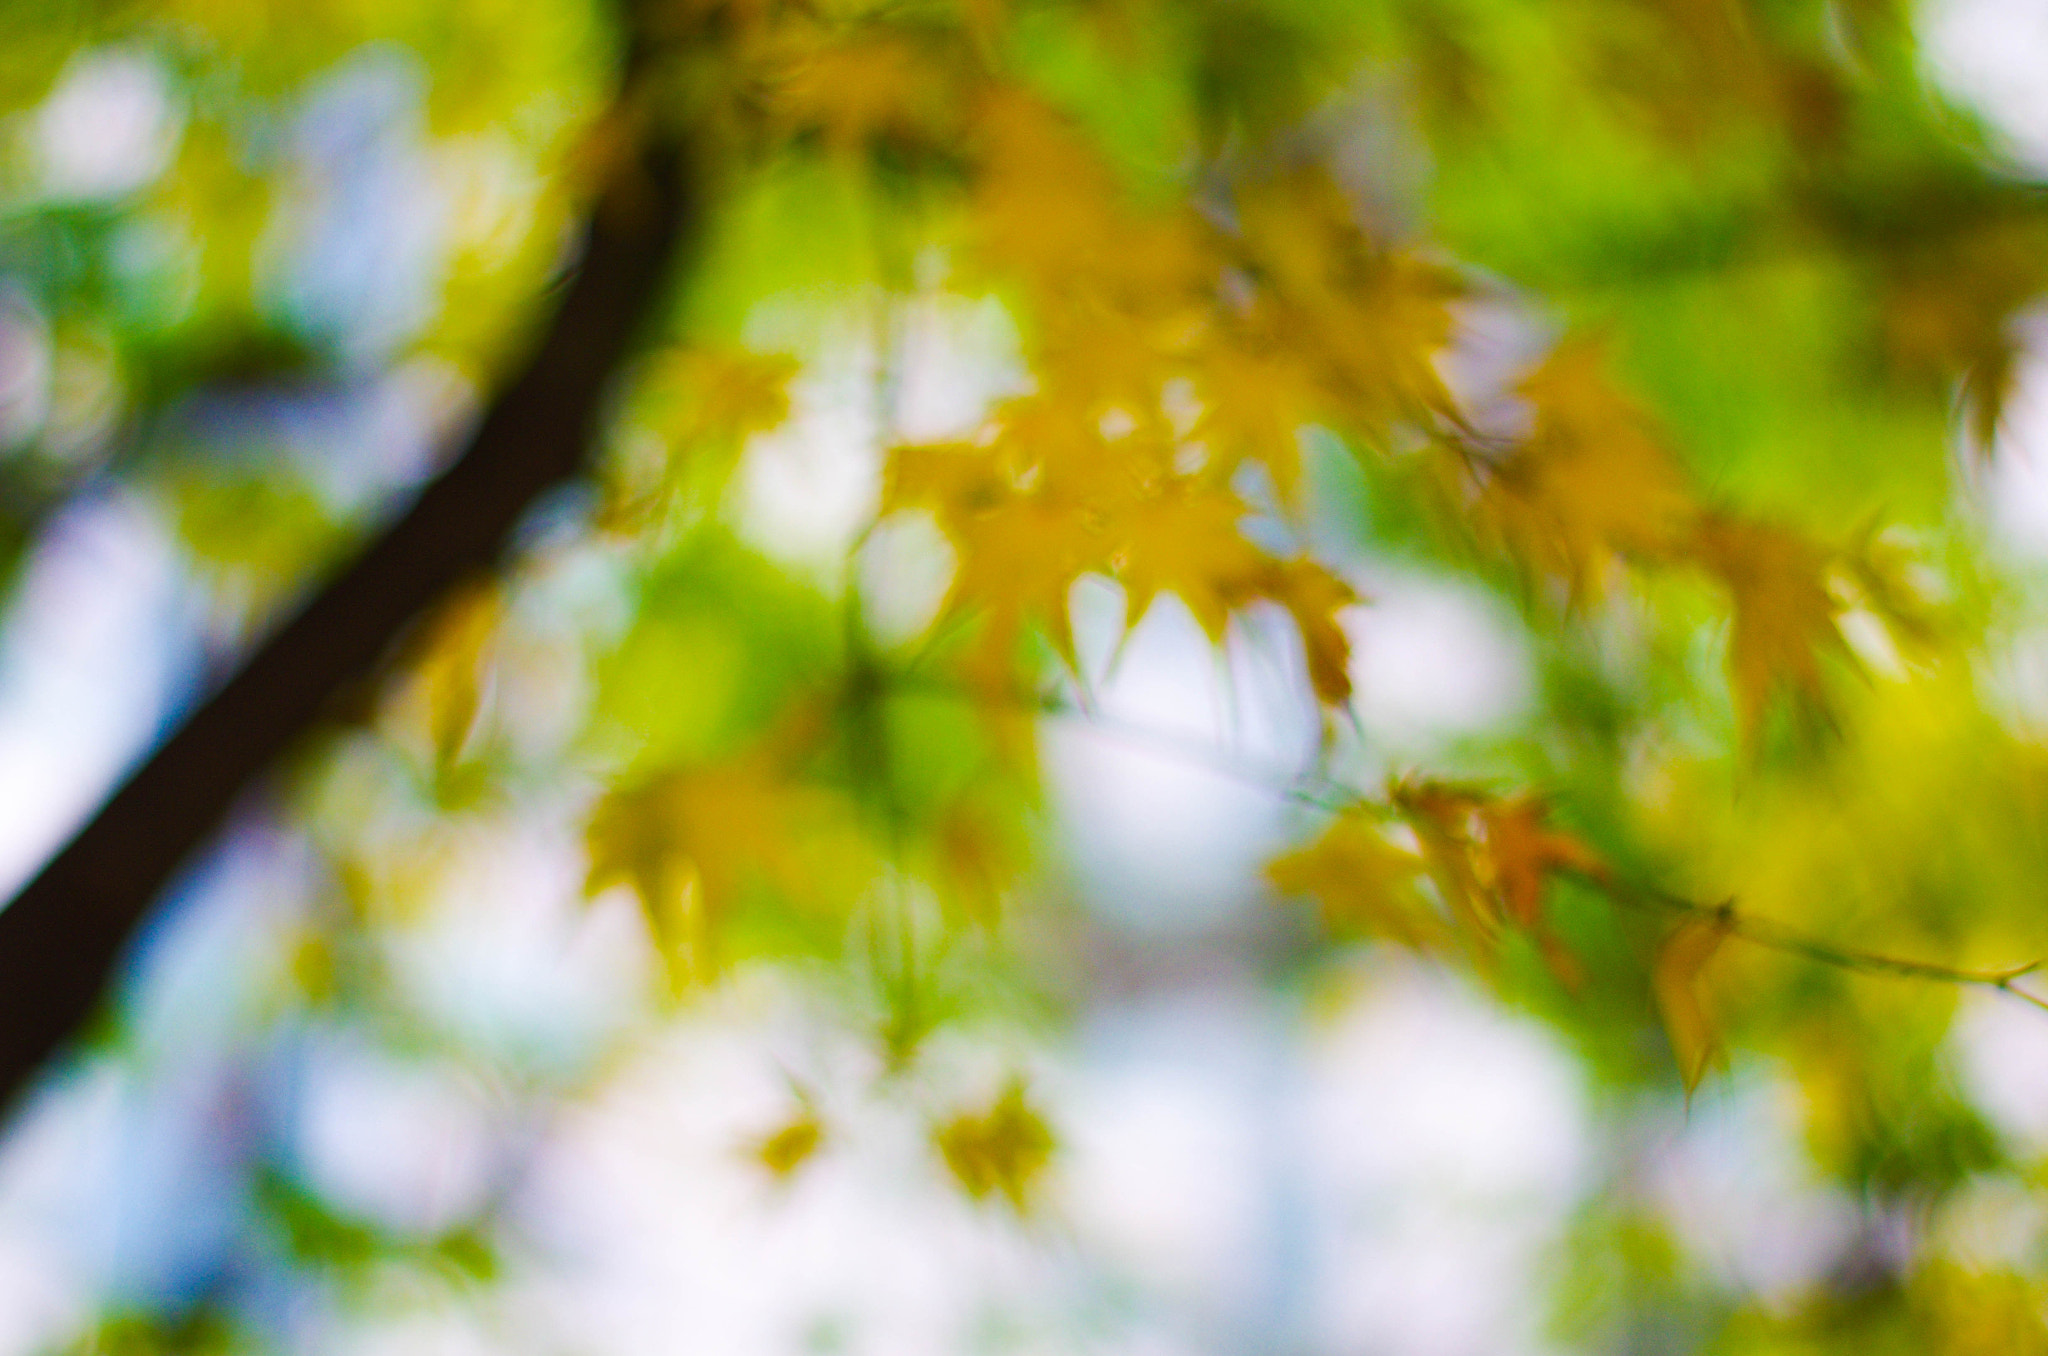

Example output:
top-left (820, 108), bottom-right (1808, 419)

top-left (3, 0), bottom-right (2048, 1349)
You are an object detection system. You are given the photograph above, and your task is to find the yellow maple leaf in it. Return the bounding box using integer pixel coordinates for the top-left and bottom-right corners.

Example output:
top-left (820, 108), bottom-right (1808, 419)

top-left (947, 492), bottom-right (1105, 666)
top-left (763, 26), bottom-right (961, 155)
top-left (966, 91), bottom-right (1124, 294)
top-left (1235, 168), bottom-right (1356, 300)
top-left (1265, 811), bottom-right (1439, 947)
top-left (1195, 340), bottom-right (1325, 508)
top-left (884, 430), bottom-right (1105, 666)
top-left (1235, 169), bottom-right (1462, 428)
top-left (1106, 490), bottom-right (1358, 706)
top-left (751, 1106), bottom-right (825, 1179)
top-left (1305, 252), bottom-right (1464, 428)
top-left (584, 745), bottom-right (875, 985)
top-left (396, 582), bottom-right (502, 770)
top-left (934, 1079), bottom-right (1056, 1212)
top-left (1652, 911), bottom-right (1733, 1097)
top-left (996, 394), bottom-right (1151, 507)
top-left (1111, 486), bottom-right (1267, 640)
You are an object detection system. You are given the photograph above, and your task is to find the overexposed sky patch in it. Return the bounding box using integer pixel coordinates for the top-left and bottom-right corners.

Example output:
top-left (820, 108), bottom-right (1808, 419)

top-left (30, 49), bottom-right (180, 203)
top-left (1921, 0), bottom-right (2048, 173)
top-left (0, 496), bottom-right (195, 900)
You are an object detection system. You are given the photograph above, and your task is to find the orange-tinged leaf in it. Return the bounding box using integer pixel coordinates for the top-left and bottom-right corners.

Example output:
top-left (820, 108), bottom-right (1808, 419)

top-left (1258, 557), bottom-right (1359, 706)
top-left (1482, 338), bottom-right (1693, 596)
top-left (1392, 780), bottom-right (1496, 940)
top-left (935, 1079), bottom-right (1055, 1211)
top-left (1476, 796), bottom-right (1600, 989)
top-left (1689, 512), bottom-right (1848, 733)
top-left (1478, 796), bottom-right (1602, 931)
top-left (1653, 912), bottom-right (1733, 1096)
top-left (1266, 811), bottom-right (1438, 947)
top-left (1379, 784), bottom-right (1599, 975)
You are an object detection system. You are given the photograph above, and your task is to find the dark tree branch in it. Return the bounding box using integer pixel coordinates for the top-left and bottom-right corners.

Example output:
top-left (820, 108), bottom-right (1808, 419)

top-left (0, 104), bottom-right (694, 1114)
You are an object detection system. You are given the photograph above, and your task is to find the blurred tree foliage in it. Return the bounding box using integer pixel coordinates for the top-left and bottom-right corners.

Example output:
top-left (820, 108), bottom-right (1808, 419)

top-left (8, 0), bottom-right (2048, 1348)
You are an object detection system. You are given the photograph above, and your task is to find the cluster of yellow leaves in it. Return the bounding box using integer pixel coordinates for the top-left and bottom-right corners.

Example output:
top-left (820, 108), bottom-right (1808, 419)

top-left (1267, 784), bottom-right (1599, 980)
top-left (885, 416), bottom-right (1358, 701)
top-left (646, 8), bottom-right (1898, 745)
top-left (605, 0), bottom-right (1945, 1103)
top-left (1463, 337), bottom-right (1931, 732)
top-left (842, 62), bottom-right (1913, 738)
top-left (885, 97), bottom-right (1479, 708)
top-left (1269, 783), bottom-right (1743, 1093)
top-left (603, 9), bottom-right (1413, 716)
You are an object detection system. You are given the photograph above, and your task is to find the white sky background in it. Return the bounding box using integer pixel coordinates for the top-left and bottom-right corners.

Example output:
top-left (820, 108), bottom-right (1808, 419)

top-left (6, 10), bottom-right (2048, 1352)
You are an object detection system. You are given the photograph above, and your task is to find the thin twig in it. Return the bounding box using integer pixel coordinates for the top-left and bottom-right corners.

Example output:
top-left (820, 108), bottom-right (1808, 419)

top-left (879, 661), bottom-right (2048, 1014)
top-left (1596, 875), bottom-right (2048, 1014)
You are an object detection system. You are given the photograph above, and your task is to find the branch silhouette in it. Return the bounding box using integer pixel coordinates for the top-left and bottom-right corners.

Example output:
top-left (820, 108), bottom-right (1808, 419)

top-left (0, 86), bottom-right (695, 1113)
